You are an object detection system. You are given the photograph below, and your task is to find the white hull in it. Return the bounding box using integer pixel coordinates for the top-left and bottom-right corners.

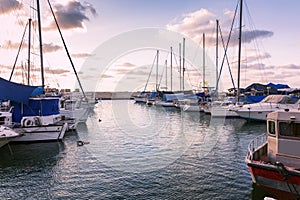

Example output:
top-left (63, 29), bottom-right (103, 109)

top-left (182, 105), bottom-right (200, 112)
top-left (11, 123), bottom-right (68, 142)
top-left (236, 110), bottom-right (272, 121)
top-left (0, 125), bottom-right (20, 148)
top-left (155, 101), bottom-right (176, 107)
top-left (134, 97), bottom-right (147, 103)
top-left (211, 107), bottom-right (239, 117)
top-left (60, 108), bottom-right (90, 123)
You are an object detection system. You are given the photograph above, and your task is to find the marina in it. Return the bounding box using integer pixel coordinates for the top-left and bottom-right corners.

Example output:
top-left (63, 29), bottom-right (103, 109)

top-left (0, 100), bottom-right (276, 199)
top-left (1, 0), bottom-right (300, 199)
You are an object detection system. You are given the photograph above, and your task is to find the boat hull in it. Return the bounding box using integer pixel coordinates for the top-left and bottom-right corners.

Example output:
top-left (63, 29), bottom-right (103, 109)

top-left (182, 105), bottom-right (200, 112)
top-left (236, 110), bottom-right (272, 121)
top-left (11, 123), bottom-right (68, 142)
top-left (246, 161), bottom-right (300, 197)
top-left (211, 107), bottom-right (240, 117)
top-left (0, 139), bottom-right (9, 148)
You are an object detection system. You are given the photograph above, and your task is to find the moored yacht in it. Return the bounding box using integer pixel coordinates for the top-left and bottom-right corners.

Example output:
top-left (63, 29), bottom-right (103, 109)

top-left (234, 95), bottom-right (300, 121)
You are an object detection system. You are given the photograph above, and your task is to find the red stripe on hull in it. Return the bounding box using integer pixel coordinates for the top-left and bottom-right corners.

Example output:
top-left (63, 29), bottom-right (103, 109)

top-left (248, 165), bottom-right (300, 185)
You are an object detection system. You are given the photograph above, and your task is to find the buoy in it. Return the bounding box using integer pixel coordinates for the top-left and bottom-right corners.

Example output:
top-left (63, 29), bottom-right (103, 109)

top-left (77, 141), bottom-right (90, 146)
top-left (77, 141), bottom-right (84, 146)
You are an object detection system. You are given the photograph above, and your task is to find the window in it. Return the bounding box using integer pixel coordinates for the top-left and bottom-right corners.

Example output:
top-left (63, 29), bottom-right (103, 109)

top-left (279, 122), bottom-right (300, 138)
top-left (268, 121), bottom-right (276, 135)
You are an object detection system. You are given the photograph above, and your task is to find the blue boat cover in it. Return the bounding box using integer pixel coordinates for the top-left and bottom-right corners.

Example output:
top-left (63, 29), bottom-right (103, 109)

top-left (11, 98), bottom-right (60, 123)
top-left (0, 77), bottom-right (43, 104)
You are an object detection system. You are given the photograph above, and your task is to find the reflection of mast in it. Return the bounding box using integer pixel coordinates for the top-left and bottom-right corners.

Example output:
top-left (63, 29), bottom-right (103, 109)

top-left (37, 0), bottom-right (45, 88)
top-left (27, 18), bottom-right (32, 85)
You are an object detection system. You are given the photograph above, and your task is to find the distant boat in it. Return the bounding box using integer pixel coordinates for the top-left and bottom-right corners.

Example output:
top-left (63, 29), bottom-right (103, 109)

top-left (0, 125), bottom-right (21, 149)
top-left (245, 109), bottom-right (300, 199)
top-left (233, 95), bottom-right (300, 121)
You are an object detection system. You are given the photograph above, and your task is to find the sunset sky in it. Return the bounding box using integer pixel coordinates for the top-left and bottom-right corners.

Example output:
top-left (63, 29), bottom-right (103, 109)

top-left (0, 0), bottom-right (300, 92)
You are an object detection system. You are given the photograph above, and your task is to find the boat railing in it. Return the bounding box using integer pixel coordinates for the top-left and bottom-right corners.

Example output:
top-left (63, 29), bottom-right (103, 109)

top-left (246, 133), bottom-right (268, 161)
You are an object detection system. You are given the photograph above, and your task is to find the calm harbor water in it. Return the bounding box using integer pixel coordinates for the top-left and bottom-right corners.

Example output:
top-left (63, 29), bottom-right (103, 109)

top-left (0, 100), bottom-right (276, 199)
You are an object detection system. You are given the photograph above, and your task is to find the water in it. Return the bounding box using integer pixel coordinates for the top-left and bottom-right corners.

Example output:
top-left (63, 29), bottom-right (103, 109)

top-left (0, 100), bottom-right (275, 199)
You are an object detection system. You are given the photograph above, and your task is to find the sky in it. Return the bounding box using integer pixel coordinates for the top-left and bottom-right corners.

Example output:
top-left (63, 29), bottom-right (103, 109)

top-left (0, 0), bottom-right (300, 92)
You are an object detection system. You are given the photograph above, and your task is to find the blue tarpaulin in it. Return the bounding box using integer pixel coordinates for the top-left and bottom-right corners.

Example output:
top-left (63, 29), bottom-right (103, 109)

top-left (0, 77), bottom-right (43, 104)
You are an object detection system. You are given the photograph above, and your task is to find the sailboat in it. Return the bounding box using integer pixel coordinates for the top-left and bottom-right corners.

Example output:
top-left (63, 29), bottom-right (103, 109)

top-left (209, 0), bottom-right (245, 118)
top-left (0, 0), bottom-right (74, 142)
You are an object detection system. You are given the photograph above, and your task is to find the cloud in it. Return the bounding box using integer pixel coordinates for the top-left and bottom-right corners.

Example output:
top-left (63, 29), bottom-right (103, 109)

top-left (1, 40), bottom-right (22, 49)
top-left (71, 53), bottom-right (93, 58)
top-left (167, 9), bottom-right (215, 42)
top-left (166, 8), bottom-right (273, 47)
top-left (44, 67), bottom-right (70, 75)
top-left (116, 62), bottom-right (136, 67)
top-left (43, 43), bottom-right (63, 53)
top-left (48, 0), bottom-right (97, 30)
top-left (0, 0), bottom-right (23, 15)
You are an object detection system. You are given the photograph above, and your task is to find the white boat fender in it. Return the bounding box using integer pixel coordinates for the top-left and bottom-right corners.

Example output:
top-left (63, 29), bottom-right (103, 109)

top-left (23, 118), bottom-right (34, 127)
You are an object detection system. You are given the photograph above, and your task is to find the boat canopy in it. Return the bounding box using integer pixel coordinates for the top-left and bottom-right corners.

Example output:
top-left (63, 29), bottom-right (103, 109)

top-left (0, 77), bottom-right (43, 104)
top-left (162, 93), bottom-right (184, 101)
top-left (260, 95), bottom-right (298, 104)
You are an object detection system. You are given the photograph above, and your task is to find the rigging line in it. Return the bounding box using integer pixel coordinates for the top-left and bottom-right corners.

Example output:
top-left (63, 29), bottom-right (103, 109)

top-left (221, 25), bottom-right (236, 90)
top-left (172, 51), bottom-right (180, 73)
top-left (244, 1), bottom-right (268, 83)
top-left (216, 2), bottom-right (239, 91)
top-left (158, 63), bottom-right (165, 89)
top-left (144, 52), bottom-right (157, 91)
top-left (9, 21), bottom-right (29, 81)
top-left (47, 0), bottom-right (87, 101)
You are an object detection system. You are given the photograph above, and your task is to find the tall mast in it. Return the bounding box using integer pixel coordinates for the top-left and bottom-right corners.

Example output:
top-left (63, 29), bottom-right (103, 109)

top-left (156, 50), bottom-right (159, 92)
top-left (216, 19), bottom-right (219, 96)
top-left (237, 0), bottom-right (243, 102)
top-left (179, 43), bottom-right (182, 91)
top-left (27, 18), bottom-right (32, 85)
top-left (165, 60), bottom-right (167, 91)
top-left (170, 46), bottom-right (173, 91)
top-left (203, 33), bottom-right (205, 89)
top-left (182, 37), bottom-right (185, 92)
top-left (36, 0), bottom-right (45, 88)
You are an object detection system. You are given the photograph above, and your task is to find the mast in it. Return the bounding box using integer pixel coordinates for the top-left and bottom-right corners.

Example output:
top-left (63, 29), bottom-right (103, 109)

top-left (28, 18), bottom-right (32, 85)
top-left (47, 0), bottom-right (88, 100)
top-left (170, 46), bottom-right (173, 91)
top-left (237, 0), bottom-right (243, 102)
top-left (36, 0), bottom-right (45, 88)
top-left (156, 50), bottom-right (159, 92)
top-left (216, 20), bottom-right (219, 96)
top-left (182, 37), bottom-right (185, 92)
top-left (165, 60), bottom-right (168, 91)
top-left (203, 33), bottom-right (205, 89)
top-left (179, 43), bottom-right (182, 91)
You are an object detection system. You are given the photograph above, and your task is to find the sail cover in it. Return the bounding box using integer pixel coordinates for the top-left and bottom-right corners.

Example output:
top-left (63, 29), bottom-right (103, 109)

top-left (0, 77), bottom-right (43, 104)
